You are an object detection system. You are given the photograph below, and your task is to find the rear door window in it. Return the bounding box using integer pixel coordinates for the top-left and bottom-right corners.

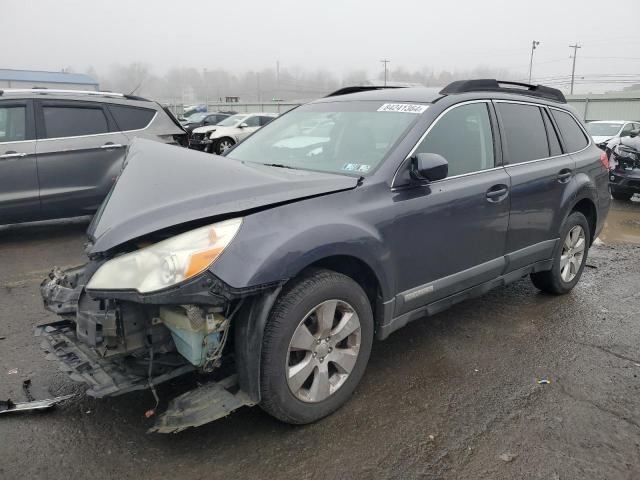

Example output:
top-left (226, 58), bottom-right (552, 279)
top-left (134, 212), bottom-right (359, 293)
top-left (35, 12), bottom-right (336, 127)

top-left (244, 116), bottom-right (261, 127)
top-left (42, 105), bottom-right (109, 138)
top-left (497, 103), bottom-right (549, 163)
top-left (259, 116), bottom-right (275, 126)
top-left (414, 102), bottom-right (495, 177)
top-left (551, 109), bottom-right (589, 153)
top-left (0, 105), bottom-right (27, 142)
top-left (620, 123), bottom-right (634, 137)
top-left (108, 104), bottom-right (155, 131)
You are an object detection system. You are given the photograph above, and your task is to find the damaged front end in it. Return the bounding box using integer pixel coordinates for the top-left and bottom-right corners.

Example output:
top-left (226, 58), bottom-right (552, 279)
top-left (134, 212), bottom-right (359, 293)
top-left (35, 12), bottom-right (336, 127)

top-left (38, 259), bottom-right (265, 432)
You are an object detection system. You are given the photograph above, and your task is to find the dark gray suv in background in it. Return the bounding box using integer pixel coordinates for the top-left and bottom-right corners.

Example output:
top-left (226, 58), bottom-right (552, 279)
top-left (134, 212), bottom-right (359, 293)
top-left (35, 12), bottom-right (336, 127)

top-left (39, 80), bottom-right (610, 432)
top-left (0, 89), bottom-right (186, 225)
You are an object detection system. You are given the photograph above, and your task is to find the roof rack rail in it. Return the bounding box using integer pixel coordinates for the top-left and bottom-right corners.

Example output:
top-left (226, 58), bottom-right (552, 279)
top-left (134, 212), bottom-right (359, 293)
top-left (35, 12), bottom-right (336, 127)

top-left (325, 85), bottom-right (406, 98)
top-left (0, 88), bottom-right (126, 98)
top-left (439, 79), bottom-right (566, 103)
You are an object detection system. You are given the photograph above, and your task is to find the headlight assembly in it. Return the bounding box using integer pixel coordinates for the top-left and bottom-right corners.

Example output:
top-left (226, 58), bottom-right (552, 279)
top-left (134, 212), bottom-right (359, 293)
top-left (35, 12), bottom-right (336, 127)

top-left (86, 218), bottom-right (242, 293)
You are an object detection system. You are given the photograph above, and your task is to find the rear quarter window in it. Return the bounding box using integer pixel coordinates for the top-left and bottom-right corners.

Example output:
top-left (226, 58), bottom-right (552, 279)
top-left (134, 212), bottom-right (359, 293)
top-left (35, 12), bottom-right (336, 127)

top-left (108, 104), bottom-right (155, 131)
top-left (551, 109), bottom-right (589, 153)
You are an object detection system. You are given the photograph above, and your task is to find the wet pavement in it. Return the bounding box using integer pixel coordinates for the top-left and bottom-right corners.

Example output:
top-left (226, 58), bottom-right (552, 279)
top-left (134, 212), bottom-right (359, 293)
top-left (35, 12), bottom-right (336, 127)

top-left (1, 200), bottom-right (639, 479)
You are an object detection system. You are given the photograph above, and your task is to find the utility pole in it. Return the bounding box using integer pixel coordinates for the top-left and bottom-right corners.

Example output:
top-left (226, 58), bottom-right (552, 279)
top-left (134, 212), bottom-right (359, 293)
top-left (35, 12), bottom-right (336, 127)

top-left (203, 67), bottom-right (208, 110)
top-left (528, 40), bottom-right (540, 83)
top-left (569, 43), bottom-right (581, 95)
top-left (276, 60), bottom-right (280, 97)
top-left (380, 59), bottom-right (390, 86)
top-left (256, 72), bottom-right (261, 102)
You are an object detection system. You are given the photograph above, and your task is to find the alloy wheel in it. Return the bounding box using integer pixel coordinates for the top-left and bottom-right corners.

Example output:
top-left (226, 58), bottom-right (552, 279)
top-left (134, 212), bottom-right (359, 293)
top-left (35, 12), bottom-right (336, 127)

top-left (218, 139), bottom-right (234, 154)
top-left (560, 225), bottom-right (586, 282)
top-left (286, 299), bottom-right (361, 403)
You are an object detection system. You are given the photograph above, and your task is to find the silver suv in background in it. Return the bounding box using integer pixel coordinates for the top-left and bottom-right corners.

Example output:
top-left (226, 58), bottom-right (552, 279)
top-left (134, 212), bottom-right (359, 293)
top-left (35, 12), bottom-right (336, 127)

top-left (0, 89), bottom-right (187, 225)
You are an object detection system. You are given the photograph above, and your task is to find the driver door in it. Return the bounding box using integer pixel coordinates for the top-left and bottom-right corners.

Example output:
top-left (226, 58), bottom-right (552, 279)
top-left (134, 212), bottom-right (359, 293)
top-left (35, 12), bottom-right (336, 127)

top-left (387, 101), bottom-right (511, 315)
top-left (0, 99), bottom-right (40, 224)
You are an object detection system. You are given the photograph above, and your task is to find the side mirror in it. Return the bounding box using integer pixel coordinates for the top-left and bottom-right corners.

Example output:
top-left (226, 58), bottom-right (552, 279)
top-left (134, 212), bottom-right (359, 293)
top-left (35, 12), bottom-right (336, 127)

top-left (238, 122), bottom-right (248, 128)
top-left (410, 153), bottom-right (448, 183)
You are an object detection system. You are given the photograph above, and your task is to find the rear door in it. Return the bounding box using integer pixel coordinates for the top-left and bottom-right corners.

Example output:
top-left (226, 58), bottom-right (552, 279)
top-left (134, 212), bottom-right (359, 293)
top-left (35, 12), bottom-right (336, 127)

top-left (0, 99), bottom-right (39, 223)
top-left (496, 101), bottom-right (574, 271)
top-left (35, 100), bottom-right (129, 219)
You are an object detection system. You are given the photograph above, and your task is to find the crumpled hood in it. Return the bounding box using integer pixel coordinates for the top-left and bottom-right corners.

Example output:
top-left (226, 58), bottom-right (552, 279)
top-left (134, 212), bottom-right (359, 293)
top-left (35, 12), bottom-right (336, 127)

top-left (87, 138), bottom-right (358, 253)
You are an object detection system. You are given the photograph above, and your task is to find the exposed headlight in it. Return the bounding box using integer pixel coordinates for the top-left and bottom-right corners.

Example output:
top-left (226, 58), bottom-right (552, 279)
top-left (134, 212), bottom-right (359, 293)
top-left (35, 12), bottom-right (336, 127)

top-left (86, 218), bottom-right (242, 293)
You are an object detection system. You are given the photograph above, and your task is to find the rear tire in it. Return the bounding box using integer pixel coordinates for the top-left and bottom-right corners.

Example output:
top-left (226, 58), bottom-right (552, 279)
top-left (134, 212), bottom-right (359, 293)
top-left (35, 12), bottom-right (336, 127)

top-left (530, 211), bottom-right (590, 294)
top-left (260, 269), bottom-right (373, 424)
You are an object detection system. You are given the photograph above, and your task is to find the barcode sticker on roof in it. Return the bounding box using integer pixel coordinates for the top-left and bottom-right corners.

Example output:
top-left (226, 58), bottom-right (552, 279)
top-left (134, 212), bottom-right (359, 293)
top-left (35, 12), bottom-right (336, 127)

top-left (377, 103), bottom-right (428, 114)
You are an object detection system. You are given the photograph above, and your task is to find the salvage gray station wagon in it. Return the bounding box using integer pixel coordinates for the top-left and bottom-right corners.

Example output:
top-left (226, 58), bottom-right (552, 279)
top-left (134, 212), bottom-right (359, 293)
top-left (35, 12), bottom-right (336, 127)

top-left (39, 80), bottom-right (610, 432)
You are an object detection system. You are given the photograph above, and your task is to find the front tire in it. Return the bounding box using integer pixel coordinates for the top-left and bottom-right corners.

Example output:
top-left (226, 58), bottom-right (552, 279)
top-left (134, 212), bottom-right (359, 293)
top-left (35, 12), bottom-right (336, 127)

top-left (260, 269), bottom-right (374, 424)
top-left (530, 211), bottom-right (590, 294)
top-left (214, 137), bottom-right (235, 155)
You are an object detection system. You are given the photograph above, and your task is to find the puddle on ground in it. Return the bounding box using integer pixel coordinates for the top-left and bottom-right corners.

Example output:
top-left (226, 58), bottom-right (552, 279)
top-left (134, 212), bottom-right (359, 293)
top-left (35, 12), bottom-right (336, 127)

top-left (599, 197), bottom-right (640, 245)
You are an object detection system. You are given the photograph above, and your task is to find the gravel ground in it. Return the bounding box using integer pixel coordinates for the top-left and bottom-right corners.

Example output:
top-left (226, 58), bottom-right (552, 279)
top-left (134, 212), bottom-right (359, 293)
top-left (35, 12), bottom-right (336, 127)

top-left (0, 199), bottom-right (639, 480)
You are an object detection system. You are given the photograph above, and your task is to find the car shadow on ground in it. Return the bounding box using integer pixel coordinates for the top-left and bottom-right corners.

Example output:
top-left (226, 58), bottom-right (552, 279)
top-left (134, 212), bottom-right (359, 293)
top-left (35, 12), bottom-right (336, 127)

top-left (0, 216), bottom-right (92, 244)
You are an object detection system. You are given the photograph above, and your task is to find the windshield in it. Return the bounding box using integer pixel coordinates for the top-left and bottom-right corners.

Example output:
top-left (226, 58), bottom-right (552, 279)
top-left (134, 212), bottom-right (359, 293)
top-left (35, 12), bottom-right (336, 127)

top-left (227, 101), bottom-right (424, 175)
top-left (217, 114), bottom-right (247, 127)
top-left (586, 122), bottom-right (623, 136)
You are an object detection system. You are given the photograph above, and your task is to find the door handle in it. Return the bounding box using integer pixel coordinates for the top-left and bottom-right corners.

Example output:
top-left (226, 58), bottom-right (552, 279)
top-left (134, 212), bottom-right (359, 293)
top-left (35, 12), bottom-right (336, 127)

top-left (100, 143), bottom-right (124, 149)
top-left (0, 152), bottom-right (27, 159)
top-left (557, 169), bottom-right (572, 183)
top-left (486, 184), bottom-right (509, 202)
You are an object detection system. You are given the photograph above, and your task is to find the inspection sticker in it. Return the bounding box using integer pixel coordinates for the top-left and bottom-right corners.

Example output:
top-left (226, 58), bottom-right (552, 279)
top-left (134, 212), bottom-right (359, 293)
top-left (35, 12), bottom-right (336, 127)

top-left (377, 103), bottom-right (428, 114)
top-left (342, 163), bottom-right (371, 172)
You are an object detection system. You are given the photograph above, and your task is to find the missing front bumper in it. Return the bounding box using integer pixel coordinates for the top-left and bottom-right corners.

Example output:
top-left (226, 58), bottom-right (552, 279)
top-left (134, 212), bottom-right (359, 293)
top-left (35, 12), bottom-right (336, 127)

top-left (36, 320), bottom-right (194, 398)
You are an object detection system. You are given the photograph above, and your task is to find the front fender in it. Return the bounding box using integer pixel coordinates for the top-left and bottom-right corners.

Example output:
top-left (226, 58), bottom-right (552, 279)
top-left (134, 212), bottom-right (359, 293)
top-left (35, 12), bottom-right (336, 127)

top-left (211, 209), bottom-right (394, 301)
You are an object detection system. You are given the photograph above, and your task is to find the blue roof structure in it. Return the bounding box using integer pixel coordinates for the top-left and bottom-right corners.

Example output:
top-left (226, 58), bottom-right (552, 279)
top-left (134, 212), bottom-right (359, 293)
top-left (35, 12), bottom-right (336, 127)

top-left (0, 69), bottom-right (98, 85)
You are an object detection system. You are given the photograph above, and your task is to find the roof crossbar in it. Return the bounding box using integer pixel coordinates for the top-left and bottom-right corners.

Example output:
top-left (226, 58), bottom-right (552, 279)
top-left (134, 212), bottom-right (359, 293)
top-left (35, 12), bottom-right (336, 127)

top-left (439, 79), bottom-right (566, 103)
top-left (0, 88), bottom-right (125, 98)
top-left (325, 85), bottom-right (407, 97)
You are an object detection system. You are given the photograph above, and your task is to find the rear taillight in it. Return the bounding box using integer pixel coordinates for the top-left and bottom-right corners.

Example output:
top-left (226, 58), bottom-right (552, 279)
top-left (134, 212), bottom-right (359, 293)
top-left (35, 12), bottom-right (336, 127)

top-left (599, 151), bottom-right (609, 170)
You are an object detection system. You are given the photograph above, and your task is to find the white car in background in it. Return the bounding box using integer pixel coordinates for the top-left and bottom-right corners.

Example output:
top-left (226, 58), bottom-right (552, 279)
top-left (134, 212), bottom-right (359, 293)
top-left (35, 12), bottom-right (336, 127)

top-left (190, 112), bottom-right (278, 154)
top-left (586, 120), bottom-right (640, 149)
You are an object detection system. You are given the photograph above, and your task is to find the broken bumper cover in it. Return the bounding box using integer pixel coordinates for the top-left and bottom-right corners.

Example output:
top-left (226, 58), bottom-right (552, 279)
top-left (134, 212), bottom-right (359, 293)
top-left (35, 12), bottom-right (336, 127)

top-left (36, 320), bottom-right (194, 398)
top-left (149, 375), bottom-right (254, 433)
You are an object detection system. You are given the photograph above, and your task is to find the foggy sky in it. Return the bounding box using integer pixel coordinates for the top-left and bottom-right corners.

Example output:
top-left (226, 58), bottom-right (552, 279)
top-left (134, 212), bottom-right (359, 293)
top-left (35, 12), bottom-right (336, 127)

top-left (3, 0), bottom-right (640, 93)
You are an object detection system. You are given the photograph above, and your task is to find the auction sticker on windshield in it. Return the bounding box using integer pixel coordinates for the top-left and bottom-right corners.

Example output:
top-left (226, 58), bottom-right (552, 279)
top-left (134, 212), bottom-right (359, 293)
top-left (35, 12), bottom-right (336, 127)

top-left (377, 103), bottom-right (428, 114)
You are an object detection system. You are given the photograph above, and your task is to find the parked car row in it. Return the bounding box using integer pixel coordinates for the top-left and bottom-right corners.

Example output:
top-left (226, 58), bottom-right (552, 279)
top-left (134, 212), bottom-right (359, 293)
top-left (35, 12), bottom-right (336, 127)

top-left (180, 111), bottom-right (235, 134)
top-left (189, 112), bottom-right (278, 154)
top-left (586, 119), bottom-right (640, 201)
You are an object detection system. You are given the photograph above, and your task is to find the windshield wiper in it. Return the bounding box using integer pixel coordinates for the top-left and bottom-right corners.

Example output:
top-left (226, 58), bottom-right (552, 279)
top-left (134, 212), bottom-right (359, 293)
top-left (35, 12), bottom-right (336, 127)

top-left (262, 163), bottom-right (297, 169)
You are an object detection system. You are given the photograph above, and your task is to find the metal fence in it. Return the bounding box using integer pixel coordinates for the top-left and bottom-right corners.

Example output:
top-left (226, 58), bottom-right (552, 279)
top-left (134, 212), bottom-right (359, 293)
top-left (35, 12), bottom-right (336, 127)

top-left (567, 93), bottom-right (640, 122)
top-left (165, 102), bottom-right (301, 117)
